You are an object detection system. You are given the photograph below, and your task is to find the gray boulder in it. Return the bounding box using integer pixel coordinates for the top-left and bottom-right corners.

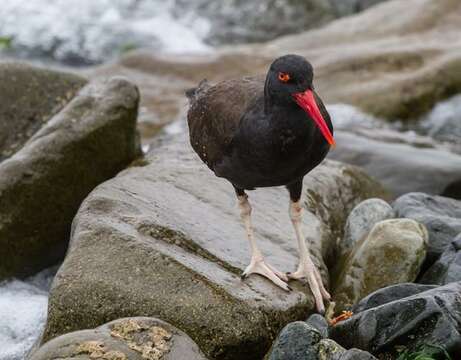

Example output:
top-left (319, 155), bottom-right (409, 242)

top-left (419, 234), bottom-right (461, 285)
top-left (306, 314), bottom-right (329, 339)
top-left (43, 133), bottom-right (387, 360)
top-left (393, 192), bottom-right (461, 266)
top-left (330, 282), bottom-right (461, 357)
top-left (30, 317), bottom-right (206, 360)
top-left (332, 219), bottom-right (427, 310)
top-left (0, 73), bottom-right (140, 280)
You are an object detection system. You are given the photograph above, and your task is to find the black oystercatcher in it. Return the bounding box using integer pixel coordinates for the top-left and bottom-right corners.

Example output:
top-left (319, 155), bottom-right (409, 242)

top-left (186, 54), bottom-right (334, 313)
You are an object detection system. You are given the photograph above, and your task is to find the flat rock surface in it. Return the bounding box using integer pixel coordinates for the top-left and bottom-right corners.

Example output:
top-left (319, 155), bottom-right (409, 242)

top-left (43, 132), bottom-right (387, 360)
top-left (0, 75), bottom-right (140, 280)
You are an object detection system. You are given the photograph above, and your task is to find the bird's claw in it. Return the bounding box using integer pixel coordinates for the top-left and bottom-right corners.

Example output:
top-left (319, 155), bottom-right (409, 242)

top-left (241, 258), bottom-right (291, 291)
top-left (287, 260), bottom-right (330, 314)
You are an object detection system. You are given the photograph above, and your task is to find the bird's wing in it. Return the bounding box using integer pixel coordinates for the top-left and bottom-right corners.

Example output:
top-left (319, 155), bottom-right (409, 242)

top-left (187, 76), bottom-right (264, 170)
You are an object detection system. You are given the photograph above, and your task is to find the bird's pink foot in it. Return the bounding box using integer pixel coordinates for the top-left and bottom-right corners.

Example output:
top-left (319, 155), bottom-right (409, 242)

top-left (241, 258), bottom-right (291, 291)
top-left (287, 259), bottom-right (331, 314)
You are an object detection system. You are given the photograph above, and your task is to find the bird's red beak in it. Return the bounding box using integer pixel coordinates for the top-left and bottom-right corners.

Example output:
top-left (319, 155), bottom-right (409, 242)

top-left (293, 90), bottom-right (335, 147)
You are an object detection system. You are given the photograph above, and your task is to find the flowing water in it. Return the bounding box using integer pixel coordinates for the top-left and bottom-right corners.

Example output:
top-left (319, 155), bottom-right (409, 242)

top-left (0, 267), bottom-right (57, 360)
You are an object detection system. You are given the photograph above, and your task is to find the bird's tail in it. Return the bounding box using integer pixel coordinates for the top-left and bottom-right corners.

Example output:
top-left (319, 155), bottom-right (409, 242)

top-left (185, 79), bottom-right (210, 103)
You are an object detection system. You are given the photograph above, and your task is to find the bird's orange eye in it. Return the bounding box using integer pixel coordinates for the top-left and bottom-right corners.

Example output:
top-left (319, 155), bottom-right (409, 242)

top-left (278, 72), bottom-right (290, 83)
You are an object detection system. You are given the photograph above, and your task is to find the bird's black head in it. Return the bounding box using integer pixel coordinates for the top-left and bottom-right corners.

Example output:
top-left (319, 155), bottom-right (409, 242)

top-left (264, 54), bottom-right (335, 147)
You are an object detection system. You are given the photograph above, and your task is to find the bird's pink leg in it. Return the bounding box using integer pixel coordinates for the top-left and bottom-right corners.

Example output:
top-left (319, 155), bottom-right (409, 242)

top-left (238, 194), bottom-right (290, 291)
top-left (287, 200), bottom-right (331, 313)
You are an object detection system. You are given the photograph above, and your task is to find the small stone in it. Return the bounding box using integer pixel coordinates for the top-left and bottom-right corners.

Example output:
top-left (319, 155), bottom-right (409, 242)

top-left (266, 322), bottom-right (322, 360)
top-left (340, 198), bottom-right (395, 257)
top-left (333, 219), bottom-right (427, 310)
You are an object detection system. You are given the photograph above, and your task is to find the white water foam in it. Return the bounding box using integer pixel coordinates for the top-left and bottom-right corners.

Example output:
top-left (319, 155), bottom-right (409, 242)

top-left (0, 0), bottom-right (211, 64)
top-left (0, 267), bottom-right (57, 360)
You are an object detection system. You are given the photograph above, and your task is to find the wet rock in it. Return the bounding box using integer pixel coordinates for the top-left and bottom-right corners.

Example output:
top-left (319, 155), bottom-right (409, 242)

top-left (335, 348), bottom-right (377, 360)
top-left (266, 322), bottom-right (321, 360)
top-left (30, 317), bottom-right (206, 360)
top-left (306, 314), bottom-right (329, 339)
top-left (43, 132), bottom-right (387, 360)
top-left (393, 192), bottom-right (461, 266)
top-left (0, 62), bottom-right (86, 162)
top-left (340, 198), bottom-right (395, 257)
top-left (329, 282), bottom-right (461, 357)
top-left (333, 219), bottom-right (427, 310)
top-left (352, 283), bottom-right (437, 313)
top-left (419, 234), bottom-right (461, 285)
top-left (329, 129), bottom-right (461, 198)
top-left (0, 75), bottom-right (140, 280)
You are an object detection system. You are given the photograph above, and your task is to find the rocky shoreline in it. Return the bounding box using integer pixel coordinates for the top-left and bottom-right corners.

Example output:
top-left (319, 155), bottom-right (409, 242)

top-left (1, 0), bottom-right (461, 359)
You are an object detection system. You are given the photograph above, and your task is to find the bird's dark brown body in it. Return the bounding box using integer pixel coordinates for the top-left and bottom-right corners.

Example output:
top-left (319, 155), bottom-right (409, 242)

top-left (187, 76), bottom-right (333, 190)
top-left (186, 55), bottom-right (334, 313)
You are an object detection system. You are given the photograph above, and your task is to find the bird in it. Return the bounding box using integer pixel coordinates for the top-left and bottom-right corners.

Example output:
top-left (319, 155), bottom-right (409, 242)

top-left (186, 54), bottom-right (335, 313)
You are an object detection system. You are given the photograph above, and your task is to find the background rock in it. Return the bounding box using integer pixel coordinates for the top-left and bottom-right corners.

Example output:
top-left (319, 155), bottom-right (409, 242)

top-left (0, 62), bottom-right (86, 162)
top-left (419, 234), bottom-right (461, 285)
top-left (306, 314), bottom-right (329, 339)
top-left (42, 133), bottom-right (387, 360)
top-left (0, 75), bottom-right (140, 280)
top-left (333, 219), bottom-right (427, 310)
top-left (329, 130), bottom-right (461, 198)
top-left (89, 0), bottom-right (461, 134)
top-left (30, 317), bottom-right (207, 360)
top-left (330, 282), bottom-right (461, 357)
top-left (393, 192), bottom-right (461, 266)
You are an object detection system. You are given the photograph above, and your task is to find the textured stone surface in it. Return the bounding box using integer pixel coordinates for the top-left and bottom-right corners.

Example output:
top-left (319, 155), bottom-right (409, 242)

top-left (0, 76), bottom-right (140, 280)
top-left (330, 282), bottom-right (461, 358)
top-left (333, 219), bottom-right (427, 310)
top-left (30, 317), bottom-right (206, 360)
top-left (43, 132), bottom-right (387, 360)
top-left (306, 314), bottom-right (329, 339)
top-left (419, 234), bottom-right (461, 285)
top-left (0, 62), bottom-right (86, 162)
top-left (393, 192), bottom-right (461, 266)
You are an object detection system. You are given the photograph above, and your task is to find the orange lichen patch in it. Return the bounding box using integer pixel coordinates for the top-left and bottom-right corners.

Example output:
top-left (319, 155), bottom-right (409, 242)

top-left (110, 320), bottom-right (172, 360)
top-left (75, 340), bottom-right (106, 358)
top-left (329, 311), bottom-right (353, 326)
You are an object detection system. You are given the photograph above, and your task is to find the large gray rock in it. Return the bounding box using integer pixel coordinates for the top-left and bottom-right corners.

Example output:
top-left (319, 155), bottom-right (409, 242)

top-left (43, 133), bottom-right (387, 360)
top-left (332, 219), bottom-right (427, 310)
top-left (330, 282), bottom-right (461, 358)
top-left (0, 62), bottom-right (86, 162)
top-left (30, 317), bottom-right (206, 360)
top-left (329, 130), bottom-right (461, 198)
top-left (393, 192), bottom-right (461, 266)
top-left (0, 75), bottom-right (140, 280)
top-left (419, 234), bottom-right (461, 285)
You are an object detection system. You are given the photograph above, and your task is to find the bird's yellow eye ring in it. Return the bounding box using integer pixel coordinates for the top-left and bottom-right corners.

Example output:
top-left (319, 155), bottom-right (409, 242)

top-left (278, 72), bottom-right (290, 83)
